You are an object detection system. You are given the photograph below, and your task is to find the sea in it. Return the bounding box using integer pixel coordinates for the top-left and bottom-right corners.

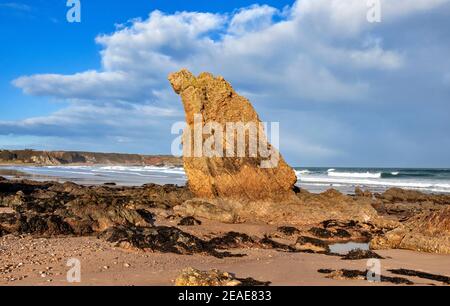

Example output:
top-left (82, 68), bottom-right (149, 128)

top-left (1, 165), bottom-right (450, 194)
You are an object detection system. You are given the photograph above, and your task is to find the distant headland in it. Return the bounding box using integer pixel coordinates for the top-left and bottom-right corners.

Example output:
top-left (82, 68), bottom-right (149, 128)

top-left (0, 149), bottom-right (182, 167)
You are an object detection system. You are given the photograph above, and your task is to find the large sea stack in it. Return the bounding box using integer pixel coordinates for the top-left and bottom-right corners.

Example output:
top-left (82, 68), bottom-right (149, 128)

top-left (168, 69), bottom-right (297, 202)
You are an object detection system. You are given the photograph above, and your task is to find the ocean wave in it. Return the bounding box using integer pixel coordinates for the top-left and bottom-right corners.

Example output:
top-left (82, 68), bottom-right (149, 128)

top-left (299, 176), bottom-right (450, 192)
top-left (27, 167), bottom-right (97, 176)
top-left (295, 170), bottom-right (310, 177)
top-left (381, 172), bottom-right (436, 179)
top-left (328, 171), bottom-right (382, 179)
top-left (98, 165), bottom-right (185, 175)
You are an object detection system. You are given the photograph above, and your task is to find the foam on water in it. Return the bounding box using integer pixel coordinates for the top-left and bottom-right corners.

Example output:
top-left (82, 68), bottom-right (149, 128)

top-left (295, 167), bottom-right (450, 194)
top-left (0, 165), bottom-right (187, 186)
top-left (327, 171), bottom-right (382, 179)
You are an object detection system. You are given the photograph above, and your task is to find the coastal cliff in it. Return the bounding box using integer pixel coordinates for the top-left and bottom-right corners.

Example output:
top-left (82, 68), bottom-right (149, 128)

top-left (0, 149), bottom-right (182, 167)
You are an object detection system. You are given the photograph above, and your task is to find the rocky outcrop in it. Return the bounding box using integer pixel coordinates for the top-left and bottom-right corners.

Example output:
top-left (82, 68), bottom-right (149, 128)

top-left (175, 188), bottom-right (385, 226)
top-left (377, 188), bottom-right (450, 205)
top-left (358, 187), bottom-right (450, 222)
top-left (355, 187), bottom-right (372, 198)
top-left (168, 70), bottom-right (385, 226)
top-left (0, 178), bottom-right (299, 257)
top-left (168, 69), bottom-right (297, 202)
top-left (371, 207), bottom-right (450, 254)
top-left (0, 179), bottom-right (190, 237)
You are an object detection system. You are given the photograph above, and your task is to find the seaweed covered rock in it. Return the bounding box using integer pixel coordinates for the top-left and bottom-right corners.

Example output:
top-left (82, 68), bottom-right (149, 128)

top-left (277, 226), bottom-right (301, 237)
top-left (66, 196), bottom-right (152, 232)
top-left (308, 219), bottom-right (389, 242)
top-left (293, 236), bottom-right (330, 253)
top-left (100, 226), bottom-right (240, 258)
top-left (168, 69), bottom-right (297, 202)
top-left (342, 249), bottom-right (384, 260)
top-left (178, 216), bottom-right (202, 226)
top-left (208, 232), bottom-right (257, 249)
top-left (0, 179), bottom-right (188, 237)
top-left (0, 212), bottom-right (73, 237)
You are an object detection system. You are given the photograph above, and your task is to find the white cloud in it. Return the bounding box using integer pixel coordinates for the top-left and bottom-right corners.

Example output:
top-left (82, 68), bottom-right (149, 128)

top-left (228, 4), bottom-right (278, 35)
top-left (293, 0), bottom-right (450, 37)
top-left (13, 1), bottom-right (413, 106)
top-left (14, 71), bottom-right (132, 100)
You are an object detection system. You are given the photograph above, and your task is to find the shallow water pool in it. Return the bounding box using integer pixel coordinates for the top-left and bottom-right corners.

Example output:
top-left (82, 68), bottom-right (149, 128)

top-left (329, 242), bottom-right (370, 255)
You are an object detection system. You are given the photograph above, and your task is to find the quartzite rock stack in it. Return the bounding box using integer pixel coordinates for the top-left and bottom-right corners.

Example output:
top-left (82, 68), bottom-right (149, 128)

top-left (168, 69), bottom-right (297, 202)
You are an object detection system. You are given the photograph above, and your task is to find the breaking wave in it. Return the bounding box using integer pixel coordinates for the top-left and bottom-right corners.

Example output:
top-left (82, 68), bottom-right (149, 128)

top-left (327, 170), bottom-right (381, 179)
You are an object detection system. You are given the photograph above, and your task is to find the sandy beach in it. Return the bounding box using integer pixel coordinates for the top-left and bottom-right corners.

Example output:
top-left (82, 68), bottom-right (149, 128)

top-left (1, 219), bottom-right (449, 286)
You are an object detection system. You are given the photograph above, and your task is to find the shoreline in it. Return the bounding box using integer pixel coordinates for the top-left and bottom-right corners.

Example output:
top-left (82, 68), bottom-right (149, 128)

top-left (2, 164), bottom-right (450, 196)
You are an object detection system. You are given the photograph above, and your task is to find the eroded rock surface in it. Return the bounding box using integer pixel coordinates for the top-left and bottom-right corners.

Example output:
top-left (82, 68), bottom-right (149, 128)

top-left (175, 267), bottom-right (270, 286)
top-left (371, 207), bottom-right (450, 254)
top-left (176, 188), bottom-right (385, 226)
top-left (168, 69), bottom-right (297, 202)
top-left (369, 188), bottom-right (450, 221)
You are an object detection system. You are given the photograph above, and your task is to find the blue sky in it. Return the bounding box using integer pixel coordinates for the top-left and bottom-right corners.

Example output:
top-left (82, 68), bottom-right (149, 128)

top-left (0, 0), bottom-right (450, 167)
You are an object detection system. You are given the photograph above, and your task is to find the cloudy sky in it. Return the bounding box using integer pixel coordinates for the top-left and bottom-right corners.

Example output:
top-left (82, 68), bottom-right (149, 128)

top-left (0, 0), bottom-right (449, 167)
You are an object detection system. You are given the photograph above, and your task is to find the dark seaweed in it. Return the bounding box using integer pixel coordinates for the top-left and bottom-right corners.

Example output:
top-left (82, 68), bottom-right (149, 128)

top-left (388, 269), bottom-right (450, 285)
